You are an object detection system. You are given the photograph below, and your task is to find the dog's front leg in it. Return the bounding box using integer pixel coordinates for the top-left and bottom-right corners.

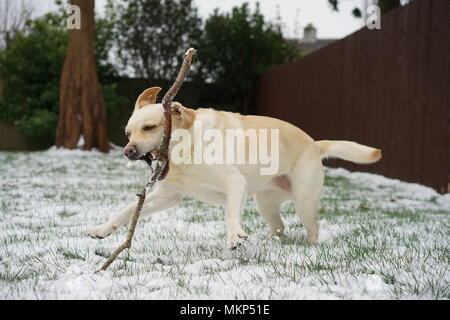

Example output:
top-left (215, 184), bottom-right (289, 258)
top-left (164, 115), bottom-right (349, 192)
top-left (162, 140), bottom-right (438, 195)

top-left (225, 174), bottom-right (248, 250)
top-left (88, 184), bottom-right (181, 239)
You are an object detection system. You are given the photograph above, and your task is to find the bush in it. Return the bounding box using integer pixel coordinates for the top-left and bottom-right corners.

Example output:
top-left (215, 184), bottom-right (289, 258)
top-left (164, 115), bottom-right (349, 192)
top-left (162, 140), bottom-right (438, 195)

top-left (108, 0), bottom-right (202, 80)
top-left (198, 3), bottom-right (300, 113)
top-left (15, 109), bottom-right (58, 147)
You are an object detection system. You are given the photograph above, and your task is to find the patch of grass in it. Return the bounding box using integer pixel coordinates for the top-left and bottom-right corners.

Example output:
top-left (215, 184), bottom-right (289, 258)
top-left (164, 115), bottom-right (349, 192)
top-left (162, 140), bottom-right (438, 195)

top-left (0, 267), bottom-right (32, 283)
top-left (59, 193), bottom-right (79, 202)
top-left (1, 234), bottom-right (32, 245)
top-left (279, 233), bottom-right (306, 246)
top-left (177, 279), bottom-right (186, 288)
top-left (187, 215), bottom-right (207, 223)
top-left (57, 210), bottom-right (78, 218)
top-left (380, 209), bottom-right (425, 222)
top-left (318, 205), bottom-right (356, 218)
top-left (32, 183), bottom-right (46, 189)
top-left (3, 153), bottom-right (18, 163)
top-left (57, 247), bottom-right (86, 261)
top-left (1, 201), bottom-right (9, 212)
top-left (242, 208), bottom-right (258, 218)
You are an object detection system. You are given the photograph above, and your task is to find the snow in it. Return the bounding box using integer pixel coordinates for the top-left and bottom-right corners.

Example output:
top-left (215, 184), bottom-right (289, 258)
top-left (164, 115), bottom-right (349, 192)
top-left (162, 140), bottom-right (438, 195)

top-left (76, 135), bottom-right (85, 148)
top-left (0, 147), bottom-right (448, 299)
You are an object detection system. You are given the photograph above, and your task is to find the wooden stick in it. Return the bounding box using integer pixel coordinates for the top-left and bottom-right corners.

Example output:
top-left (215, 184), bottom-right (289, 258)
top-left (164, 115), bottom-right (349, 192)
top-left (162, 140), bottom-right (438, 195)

top-left (96, 188), bottom-right (145, 272)
top-left (156, 48), bottom-right (197, 180)
top-left (96, 48), bottom-right (197, 273)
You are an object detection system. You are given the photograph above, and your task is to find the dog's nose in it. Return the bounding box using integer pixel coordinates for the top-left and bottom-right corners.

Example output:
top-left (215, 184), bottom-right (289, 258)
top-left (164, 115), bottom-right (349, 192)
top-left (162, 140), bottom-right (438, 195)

top-left (123, 145), bottom-right (138, 159)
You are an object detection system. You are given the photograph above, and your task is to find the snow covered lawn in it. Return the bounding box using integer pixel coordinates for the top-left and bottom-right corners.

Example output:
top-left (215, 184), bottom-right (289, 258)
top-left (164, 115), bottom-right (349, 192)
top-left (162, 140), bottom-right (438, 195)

top-left (0, 148), bottom-right (448, 299)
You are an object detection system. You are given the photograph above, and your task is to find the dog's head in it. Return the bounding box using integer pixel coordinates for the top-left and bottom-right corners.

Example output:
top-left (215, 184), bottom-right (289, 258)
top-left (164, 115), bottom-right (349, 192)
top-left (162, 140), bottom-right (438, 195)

top-left (123, 87), bottom-right (195, 160)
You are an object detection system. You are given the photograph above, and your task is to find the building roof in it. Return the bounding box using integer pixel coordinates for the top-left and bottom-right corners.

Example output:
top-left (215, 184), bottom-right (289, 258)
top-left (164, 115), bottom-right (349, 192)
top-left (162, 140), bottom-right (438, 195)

top-left (289, 23), bottom-right (338, 56)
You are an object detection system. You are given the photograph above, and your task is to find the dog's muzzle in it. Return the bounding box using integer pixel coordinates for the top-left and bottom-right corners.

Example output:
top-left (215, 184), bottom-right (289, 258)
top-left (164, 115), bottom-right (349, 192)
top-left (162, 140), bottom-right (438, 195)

top-left (125, 146), bottom-right (169, 180)
top-left (123, 145), bottom-right (139, 160)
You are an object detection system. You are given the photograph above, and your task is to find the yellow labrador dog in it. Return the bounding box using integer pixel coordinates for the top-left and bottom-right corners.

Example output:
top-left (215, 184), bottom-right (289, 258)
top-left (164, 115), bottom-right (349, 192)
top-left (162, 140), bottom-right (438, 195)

top-left (89, 87), bottom-right (381, 249)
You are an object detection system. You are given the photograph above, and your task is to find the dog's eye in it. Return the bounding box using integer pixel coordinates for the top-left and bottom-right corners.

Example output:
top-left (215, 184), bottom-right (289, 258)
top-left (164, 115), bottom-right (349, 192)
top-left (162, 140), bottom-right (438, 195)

top-left (143, 125), bottom-right (156, 131)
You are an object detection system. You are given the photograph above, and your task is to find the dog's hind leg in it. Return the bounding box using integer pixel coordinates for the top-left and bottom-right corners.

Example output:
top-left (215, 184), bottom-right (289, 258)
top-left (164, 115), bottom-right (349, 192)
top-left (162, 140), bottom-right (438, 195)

top-left (88, 183), bottom-right (181, 239)
top-left (255, 187), bottom-right (290, 237)
top-left (289, 146), bottom-right (324, 244)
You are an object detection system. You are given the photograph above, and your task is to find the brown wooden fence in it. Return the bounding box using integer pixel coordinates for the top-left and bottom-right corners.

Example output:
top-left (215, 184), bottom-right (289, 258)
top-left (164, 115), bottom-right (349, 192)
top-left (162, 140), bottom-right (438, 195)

top-left (255, 0), bottom-right (449, 193)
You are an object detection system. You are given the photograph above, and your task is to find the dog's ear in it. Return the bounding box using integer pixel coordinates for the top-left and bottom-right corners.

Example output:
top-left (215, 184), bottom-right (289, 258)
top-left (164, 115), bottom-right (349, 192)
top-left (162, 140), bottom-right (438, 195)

top-left (171, 102), bottom-right (195, 129)
top-left (135, 87), bottom-right (162, 110)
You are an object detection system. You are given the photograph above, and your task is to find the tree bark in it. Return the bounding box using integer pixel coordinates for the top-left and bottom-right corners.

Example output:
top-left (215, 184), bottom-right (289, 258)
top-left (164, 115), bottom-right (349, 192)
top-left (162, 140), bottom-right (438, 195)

top-left (56, 0), bottom-right (109, 152)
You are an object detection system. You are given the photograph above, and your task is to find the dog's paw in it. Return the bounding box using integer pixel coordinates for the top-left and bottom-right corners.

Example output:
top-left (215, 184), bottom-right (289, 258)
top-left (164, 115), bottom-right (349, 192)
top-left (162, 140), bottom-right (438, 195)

top-left (88, 224), bottom-right (115, 239)
top-left (228, 233), bottom-right (248, 250)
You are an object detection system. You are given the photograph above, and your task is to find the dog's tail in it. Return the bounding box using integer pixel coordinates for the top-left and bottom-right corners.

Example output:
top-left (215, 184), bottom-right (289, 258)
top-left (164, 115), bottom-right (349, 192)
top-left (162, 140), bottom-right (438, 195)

top-left (315, 140), bottom-right (381, 164)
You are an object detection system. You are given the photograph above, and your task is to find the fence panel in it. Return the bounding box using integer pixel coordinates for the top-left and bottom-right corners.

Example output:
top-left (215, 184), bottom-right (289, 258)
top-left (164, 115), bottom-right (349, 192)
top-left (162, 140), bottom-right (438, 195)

top-left (255, 0), bottom-right (449, 193)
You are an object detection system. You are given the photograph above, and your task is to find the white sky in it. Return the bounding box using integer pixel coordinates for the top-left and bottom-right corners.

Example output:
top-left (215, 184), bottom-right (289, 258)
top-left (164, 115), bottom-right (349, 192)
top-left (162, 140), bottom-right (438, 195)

top-left (31, 0), bottom-right (368, 39)
top-left (194, 0), bottom-right (366, 38)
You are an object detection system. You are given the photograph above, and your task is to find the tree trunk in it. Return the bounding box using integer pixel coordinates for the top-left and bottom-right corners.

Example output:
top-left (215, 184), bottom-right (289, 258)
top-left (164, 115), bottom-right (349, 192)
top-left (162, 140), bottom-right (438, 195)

top-left (379, 0), bottom-right (401, 14)
top-left (56, 0), bottom-right (109, 152)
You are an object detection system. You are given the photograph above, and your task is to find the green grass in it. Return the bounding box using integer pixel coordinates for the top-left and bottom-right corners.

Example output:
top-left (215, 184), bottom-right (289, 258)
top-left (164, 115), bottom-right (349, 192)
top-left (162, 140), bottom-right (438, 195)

top-left (0, 149), bottom-right (448, 299)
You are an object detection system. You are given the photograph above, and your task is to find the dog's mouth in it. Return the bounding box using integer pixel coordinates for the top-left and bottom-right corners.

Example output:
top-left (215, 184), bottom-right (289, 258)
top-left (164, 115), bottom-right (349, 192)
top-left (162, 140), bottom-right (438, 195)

top-left (138, 151), bottom-right (154, 166)
top-left (137, 150), bottom-right (170, 180)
